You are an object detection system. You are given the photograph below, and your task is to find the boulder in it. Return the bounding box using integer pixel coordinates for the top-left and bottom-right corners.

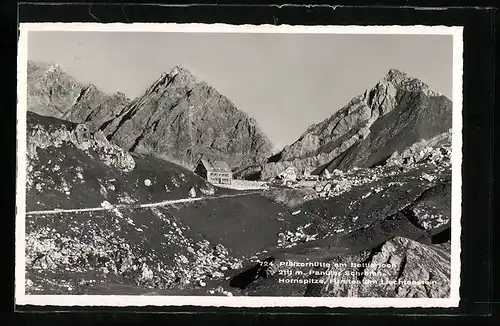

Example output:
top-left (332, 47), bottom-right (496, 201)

top-left (321, 169), bottom-right (332, 181)
top-left (278, 166), bottom-right (297, 182)
top-left (199, 185), bottom-right (215, 196)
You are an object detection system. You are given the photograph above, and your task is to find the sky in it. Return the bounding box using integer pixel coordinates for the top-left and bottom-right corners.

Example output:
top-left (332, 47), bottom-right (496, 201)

top-left (28, 31), bottom-right (453, 152)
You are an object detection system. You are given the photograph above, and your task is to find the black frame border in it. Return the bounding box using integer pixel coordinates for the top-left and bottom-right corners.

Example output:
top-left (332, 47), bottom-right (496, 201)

top-left (2, 2), bottom-right (496, 324)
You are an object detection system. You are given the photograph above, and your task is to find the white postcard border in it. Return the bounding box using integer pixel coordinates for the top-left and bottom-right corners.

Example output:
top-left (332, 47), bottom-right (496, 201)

top-left (15, 23), bottom-right (463, 308)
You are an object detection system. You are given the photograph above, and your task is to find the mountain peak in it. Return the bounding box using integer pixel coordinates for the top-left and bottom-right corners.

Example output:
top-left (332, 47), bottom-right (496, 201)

top-left (115, 91), bottom-right (128, 99)
top-left (145, 65), bottom-right (199, 95)
top-left (379, 68), bottom-right (441, 97)
top-left (99, 63), bottom-right (273, 170)
top-left (171, 64), bottom-right (190, 72)
top-left (48, 63), bottom-right (63, 70)
top-left (168, 64), bottom-right (195, 78)
top-left (27, 60), bottom-right (67, 76)
top-left (382, 68), bottom-right (410, 84)
top-left (39, 62), bottom-right (66, 75)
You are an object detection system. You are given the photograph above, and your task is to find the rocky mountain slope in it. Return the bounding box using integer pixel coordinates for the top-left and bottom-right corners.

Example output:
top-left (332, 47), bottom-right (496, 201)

top-left (100, 65), bottom-right (273, 171)
top-left (27, 61), bottom-right (131, 131)
top-left (261, 69), bottom-right (452, 180)
top-left (27, 61), bottom-right (273, 172)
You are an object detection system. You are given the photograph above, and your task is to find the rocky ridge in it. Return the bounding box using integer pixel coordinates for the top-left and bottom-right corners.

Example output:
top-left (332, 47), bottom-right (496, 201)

top-left (27, 119), bottom-right (136, 177)
top-left (385, 130), bottom-right (452, 167)
top-left (27, 61), bottom-right (274, 172)
top-left (261, 69), bottom-right (452, 179)
top-left (27, 61), bottom-right (131, 131)
top-left (27, 61), bottom-right (83, 117)
top-left (26, 209), bottom-right (242, 295)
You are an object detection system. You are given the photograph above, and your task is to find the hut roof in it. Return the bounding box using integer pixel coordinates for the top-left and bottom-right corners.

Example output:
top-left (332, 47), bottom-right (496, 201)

top-left (198, 159), bottom-right (232, 173)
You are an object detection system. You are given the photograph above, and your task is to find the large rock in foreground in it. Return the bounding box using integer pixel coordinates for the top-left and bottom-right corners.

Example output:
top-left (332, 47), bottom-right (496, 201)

top-left (305, 237), bottom-right (451, 298)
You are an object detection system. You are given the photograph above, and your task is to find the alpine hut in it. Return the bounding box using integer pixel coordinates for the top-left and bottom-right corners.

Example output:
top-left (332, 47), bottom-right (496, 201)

top-left (194, 159), bottom-right (233, 185)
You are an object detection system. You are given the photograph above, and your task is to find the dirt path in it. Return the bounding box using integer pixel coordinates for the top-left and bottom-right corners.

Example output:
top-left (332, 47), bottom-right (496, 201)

top-left (25, 191), bottom-right (262, 215)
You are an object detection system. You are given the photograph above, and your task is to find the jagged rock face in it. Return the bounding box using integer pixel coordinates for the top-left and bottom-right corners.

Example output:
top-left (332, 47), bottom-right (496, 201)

top-left (261, 69), bottom-right (452, 179)
top-left (233, 165), bottom-right (263, 181)
top-left (26, 112), bottom-right (136, 176)
top-left (305, 237), bottom-right (450, 298)
top-left (27, 61), bottom-right (84, 117)
top-left (102, 65), bottom-right (273, 170)
top-left (62, 86), bottom-right (131, 132)
top-left (386, 130), bottom-right (452, 167)
top-left (27, 61), bottom-right (132, 132)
